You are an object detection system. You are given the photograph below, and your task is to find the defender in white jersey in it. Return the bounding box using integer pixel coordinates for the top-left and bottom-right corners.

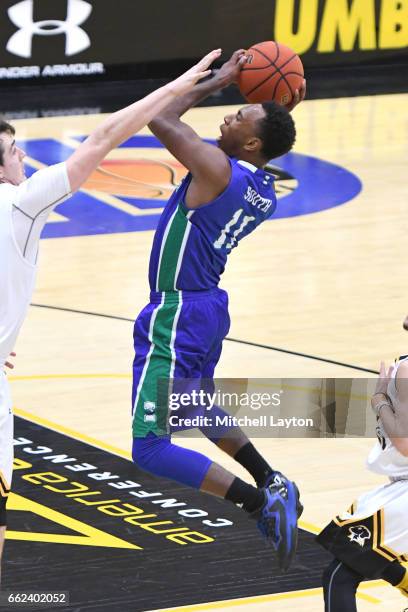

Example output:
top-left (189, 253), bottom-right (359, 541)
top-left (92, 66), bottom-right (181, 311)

top-left (317, 358), bottom-right (408, 611)
top-left (0, 49), bottom-right (221, 583)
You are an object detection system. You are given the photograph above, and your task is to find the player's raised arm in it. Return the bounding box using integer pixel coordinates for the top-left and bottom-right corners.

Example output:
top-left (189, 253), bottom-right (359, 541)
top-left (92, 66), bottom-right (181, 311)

top-left (65, 49), bottom-right (221, 193)
top-left (148, 50), bottom-right (304, 207)
top-left (148, 50), bottom-right (247, 192)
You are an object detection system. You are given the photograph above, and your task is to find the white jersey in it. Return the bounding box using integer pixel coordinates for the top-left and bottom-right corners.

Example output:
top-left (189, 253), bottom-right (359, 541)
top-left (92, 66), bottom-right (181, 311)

top-left (0, 162), bottom-right (71, 367)
top-left (367, 357), bottom-right (408, 479)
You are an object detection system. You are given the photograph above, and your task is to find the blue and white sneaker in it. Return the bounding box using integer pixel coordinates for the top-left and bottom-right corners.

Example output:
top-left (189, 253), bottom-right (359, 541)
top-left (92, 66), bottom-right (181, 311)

top-left (251, 473), bottom-right (302, 571)
top-left (265, 471), bottom-right (303, 519)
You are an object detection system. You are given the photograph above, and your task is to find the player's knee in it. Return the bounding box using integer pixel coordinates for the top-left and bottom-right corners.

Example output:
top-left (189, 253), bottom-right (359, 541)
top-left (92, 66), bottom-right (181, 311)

top-left (322, 561), bottom-right (346, 593)
top-left (322, 562), bottom-right (335, 593)
top-left (132, 433), bottom-right (169, 475)
top-left (132, 436), bottom-right (151, 471)
top-left (322, 561), bottom-right (360, 594)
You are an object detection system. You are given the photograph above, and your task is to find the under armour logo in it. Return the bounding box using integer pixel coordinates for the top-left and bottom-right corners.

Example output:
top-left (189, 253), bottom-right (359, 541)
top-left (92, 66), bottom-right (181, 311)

top-left (348, 525), bottom-right (371, 547)
top-left (7, 0), bottom-right (92, 59)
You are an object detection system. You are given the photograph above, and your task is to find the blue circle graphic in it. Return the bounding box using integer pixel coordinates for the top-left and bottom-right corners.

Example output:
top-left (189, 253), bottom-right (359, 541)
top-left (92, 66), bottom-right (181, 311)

top-left (20, 135), bottom-right (362, 239)
top-left (271, 151), bottom-right (361, 219)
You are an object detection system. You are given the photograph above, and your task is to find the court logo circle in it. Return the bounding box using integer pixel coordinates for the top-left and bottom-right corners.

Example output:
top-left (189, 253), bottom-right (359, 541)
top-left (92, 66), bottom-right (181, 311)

top-left (21, 134), bottom-right (362, 238)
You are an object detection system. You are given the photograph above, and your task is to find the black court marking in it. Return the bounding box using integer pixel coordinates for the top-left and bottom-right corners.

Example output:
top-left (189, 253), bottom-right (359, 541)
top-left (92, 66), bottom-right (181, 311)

top-left (6, 416), bottom-right (332, 611)
top-left (30, 302), bottom-right (379, 374)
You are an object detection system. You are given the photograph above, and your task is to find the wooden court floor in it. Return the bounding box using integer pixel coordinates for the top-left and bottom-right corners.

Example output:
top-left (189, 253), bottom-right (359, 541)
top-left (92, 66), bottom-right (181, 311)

top-left (7, 92), bottom-right (408, 611)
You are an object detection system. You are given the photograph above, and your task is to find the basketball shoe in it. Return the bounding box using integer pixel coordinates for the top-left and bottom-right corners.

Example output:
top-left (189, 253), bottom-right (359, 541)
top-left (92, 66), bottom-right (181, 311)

top-left (251, 472), bottom-right (302, 571)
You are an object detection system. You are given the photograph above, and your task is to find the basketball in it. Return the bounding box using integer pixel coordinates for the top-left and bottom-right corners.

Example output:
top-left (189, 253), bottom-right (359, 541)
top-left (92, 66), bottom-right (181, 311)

top-left (238, 41), bottom-right (304, 105)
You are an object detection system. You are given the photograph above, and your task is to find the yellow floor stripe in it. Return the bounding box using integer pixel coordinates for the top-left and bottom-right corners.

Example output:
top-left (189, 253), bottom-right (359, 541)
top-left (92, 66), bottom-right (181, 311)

top-left (9, 373), bottom-right (131, 381)
top-left (298, 519), bottom-right (320, 534)
top-left (14, 407), bottom-right (131, 460)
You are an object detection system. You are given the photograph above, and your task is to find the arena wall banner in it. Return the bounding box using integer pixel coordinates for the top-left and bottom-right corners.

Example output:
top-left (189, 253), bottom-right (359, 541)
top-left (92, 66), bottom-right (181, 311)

top-left (0, 0), bottom-right (406, 82)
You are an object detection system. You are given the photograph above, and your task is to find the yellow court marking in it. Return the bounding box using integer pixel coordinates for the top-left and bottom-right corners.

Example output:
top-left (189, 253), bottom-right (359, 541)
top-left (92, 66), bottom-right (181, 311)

top-left (14, 406), bottom-right (131, 460)
top-left (9, 373), bottom-right (131, 381)
top-left (297, 520), bottom-right (320, 534)
top-left (7, 493), bottom-right (141, 550)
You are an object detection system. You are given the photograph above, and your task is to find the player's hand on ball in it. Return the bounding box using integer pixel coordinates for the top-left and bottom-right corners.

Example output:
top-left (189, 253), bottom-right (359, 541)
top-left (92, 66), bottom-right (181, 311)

top-left (285, 79), bottom-right (307, 112)
top-left (169, 49), bottom-right (222, 96)
top-left (214, 49), bottom-right (248, 87)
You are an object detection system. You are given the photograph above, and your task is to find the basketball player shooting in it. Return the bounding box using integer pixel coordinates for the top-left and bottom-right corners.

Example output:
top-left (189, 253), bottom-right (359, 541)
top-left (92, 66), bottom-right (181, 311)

top-left (131, 50), bottom-right (306, 571)
top-left (0, 49), bottom-right (221, 585)
top-left (317, 359), bottom-right (408, 610)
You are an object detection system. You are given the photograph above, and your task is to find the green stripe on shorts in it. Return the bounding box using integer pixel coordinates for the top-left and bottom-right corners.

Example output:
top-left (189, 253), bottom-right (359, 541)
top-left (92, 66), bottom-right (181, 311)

top-left (133, 293), bottom-right (181, 437)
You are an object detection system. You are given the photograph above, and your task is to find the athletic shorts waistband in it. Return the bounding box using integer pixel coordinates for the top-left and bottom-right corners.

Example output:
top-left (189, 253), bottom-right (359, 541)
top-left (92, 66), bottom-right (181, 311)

top-left (149, 288), bottom-right (223, 304)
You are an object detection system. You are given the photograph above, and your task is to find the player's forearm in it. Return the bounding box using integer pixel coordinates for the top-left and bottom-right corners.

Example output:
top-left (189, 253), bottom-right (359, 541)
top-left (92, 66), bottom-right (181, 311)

top-left (381, 411), bottom-right (408, 455)
top-left (89, 83), bottom-right (178, 152)
top-left (151, 72), bottom-right (230, 121)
